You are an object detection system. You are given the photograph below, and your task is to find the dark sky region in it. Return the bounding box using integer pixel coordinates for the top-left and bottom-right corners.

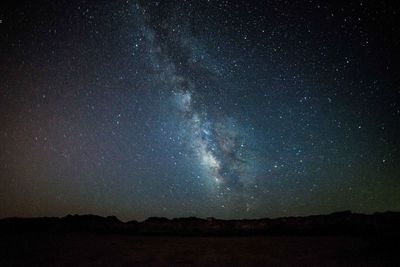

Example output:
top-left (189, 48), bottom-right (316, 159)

top-left (0, 0), bottom-right (399, 221)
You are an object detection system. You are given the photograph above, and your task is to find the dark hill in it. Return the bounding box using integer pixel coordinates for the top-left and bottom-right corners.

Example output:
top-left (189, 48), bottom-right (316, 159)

top-left (1, 211), bottom-right (399, 236)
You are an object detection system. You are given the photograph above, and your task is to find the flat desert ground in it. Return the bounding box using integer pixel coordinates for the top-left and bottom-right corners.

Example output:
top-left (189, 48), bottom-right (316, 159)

top-left (0, 233), bottom-right (398, 266)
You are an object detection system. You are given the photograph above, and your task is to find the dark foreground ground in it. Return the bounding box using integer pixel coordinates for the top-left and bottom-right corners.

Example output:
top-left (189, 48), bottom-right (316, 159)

top-left (0, 233), bottom-right (398, 266)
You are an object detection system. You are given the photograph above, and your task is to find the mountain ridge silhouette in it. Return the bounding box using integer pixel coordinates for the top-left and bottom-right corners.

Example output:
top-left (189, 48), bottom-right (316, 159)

top-left (1, 210), bottom-right (399, 236)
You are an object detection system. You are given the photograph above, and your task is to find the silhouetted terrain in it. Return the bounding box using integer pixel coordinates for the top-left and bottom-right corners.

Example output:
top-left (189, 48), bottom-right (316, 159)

top-left (1, 211), bottom-right (399, 266)
top-left (1, 211), bottom-right (400, 236)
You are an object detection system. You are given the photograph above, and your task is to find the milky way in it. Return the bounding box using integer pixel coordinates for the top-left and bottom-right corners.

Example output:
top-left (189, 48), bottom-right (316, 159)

top-left (137, 2), bottom-right (263, 212)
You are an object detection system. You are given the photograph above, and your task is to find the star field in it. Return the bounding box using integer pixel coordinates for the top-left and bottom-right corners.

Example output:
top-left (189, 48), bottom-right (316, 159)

top-left (1, 0), bottom-right (399, 220)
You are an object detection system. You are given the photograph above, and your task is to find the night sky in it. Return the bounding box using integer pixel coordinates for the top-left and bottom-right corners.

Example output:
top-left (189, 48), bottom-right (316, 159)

top-left (1, 0), bottom-right (399, 221)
